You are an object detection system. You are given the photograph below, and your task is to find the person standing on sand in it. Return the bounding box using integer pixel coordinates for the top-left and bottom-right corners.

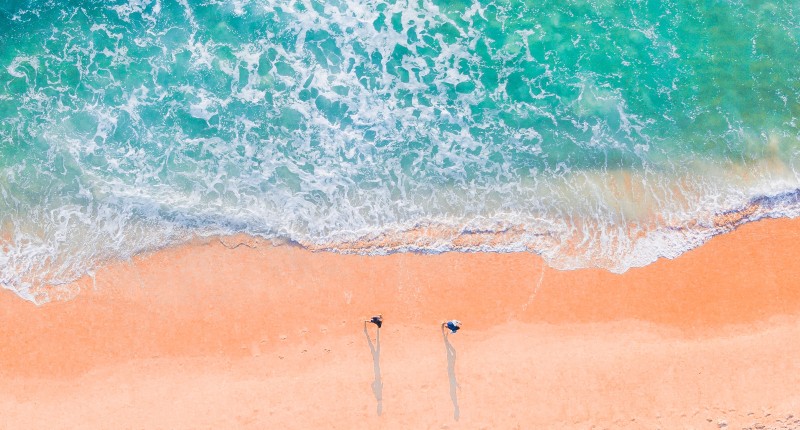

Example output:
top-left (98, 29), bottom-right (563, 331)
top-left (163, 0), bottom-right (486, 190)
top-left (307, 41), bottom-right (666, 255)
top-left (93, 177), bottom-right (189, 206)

top-left (365, 314), bottom-right (383, 329)
top-left (442, 320), bottom-right (461, 334)
top-left (363, 314), bottom-right (384, 415)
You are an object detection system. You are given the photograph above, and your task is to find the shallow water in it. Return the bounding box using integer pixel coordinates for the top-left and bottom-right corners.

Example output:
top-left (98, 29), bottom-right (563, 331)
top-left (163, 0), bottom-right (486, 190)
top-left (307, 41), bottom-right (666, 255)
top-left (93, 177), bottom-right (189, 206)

top-left (1, 0), bottom-right (799, 301)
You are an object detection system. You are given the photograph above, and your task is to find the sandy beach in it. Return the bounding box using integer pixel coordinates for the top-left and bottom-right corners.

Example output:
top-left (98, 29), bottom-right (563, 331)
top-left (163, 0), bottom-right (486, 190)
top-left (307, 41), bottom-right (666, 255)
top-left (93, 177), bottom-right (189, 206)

top-left (1, 217), bottom-right (799, 429)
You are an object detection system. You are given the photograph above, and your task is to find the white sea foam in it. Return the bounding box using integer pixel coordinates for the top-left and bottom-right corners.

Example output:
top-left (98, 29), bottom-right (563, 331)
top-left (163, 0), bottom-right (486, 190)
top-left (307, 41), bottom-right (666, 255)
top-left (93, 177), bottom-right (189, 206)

top-left (5, 150), bottom-right (800, 304)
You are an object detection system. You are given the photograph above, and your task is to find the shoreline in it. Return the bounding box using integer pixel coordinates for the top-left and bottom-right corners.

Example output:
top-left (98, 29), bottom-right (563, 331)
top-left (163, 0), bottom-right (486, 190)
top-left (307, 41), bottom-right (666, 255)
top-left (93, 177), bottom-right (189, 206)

top-left (6, 186), bottom-right (800, 305)
top-left (1, 217), bottom-right (800, 427)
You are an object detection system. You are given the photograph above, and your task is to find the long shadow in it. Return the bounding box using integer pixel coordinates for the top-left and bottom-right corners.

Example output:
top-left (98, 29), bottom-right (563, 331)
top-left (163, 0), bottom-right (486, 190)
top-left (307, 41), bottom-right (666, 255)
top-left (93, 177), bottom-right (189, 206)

top-left (442, 327), bottom-right (460, 421)
top-left (364, 324), bottom-right (383, 416)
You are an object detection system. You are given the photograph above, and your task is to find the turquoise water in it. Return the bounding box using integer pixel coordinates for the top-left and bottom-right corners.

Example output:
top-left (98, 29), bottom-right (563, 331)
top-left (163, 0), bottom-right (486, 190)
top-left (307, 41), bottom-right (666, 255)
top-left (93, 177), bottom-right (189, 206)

top-left (1, 0), bottom-right (799, 301)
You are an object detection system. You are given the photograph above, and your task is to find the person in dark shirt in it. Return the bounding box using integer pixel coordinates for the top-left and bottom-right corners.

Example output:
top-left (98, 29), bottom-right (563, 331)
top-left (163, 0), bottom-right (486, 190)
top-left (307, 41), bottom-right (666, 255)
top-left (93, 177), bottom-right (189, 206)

top-left (365, 314), bottom-right (383, 329)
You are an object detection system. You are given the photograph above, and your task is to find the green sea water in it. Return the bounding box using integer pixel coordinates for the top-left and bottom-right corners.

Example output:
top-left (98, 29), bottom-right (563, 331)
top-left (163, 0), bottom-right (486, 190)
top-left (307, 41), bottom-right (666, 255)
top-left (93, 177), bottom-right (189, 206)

top-left (1, 0), bottom-right (799, 301)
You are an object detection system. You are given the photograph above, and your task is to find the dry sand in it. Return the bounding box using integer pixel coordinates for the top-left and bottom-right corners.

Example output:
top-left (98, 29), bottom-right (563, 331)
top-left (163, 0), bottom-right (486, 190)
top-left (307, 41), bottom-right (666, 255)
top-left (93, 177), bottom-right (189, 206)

top-left (1, 218), bottom-right (800, 429)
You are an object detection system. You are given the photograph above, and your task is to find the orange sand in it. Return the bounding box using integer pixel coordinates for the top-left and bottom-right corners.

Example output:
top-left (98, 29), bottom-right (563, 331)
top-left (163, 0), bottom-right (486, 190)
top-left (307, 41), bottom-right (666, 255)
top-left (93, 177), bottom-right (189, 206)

top-left (1, 218), bottom-right (800, 428)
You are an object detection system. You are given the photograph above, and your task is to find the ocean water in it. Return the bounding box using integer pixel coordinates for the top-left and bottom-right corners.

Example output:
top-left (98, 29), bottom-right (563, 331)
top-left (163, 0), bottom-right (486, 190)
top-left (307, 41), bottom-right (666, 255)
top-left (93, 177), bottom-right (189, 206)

top-left (1, 0), bottom-right (799, 302)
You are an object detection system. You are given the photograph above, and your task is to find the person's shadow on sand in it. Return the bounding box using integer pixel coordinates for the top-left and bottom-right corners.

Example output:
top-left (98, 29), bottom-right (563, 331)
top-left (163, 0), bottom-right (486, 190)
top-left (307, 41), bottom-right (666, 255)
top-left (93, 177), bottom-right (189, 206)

top-left (364, 325), bottom-right (383, 416)
top-left (442, 326), bottom-right (460, 421)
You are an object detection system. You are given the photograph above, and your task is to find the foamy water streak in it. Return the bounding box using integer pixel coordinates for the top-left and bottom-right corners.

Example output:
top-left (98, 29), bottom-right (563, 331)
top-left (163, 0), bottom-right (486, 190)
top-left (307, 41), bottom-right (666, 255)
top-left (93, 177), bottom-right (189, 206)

top-left (1, 0), bottom-right (799, 302)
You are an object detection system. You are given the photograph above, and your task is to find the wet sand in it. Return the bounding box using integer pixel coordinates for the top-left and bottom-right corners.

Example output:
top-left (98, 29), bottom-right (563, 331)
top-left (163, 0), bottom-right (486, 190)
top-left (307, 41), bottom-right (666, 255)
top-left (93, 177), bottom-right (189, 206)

top-left (1, 218), bottom-right (800, 428)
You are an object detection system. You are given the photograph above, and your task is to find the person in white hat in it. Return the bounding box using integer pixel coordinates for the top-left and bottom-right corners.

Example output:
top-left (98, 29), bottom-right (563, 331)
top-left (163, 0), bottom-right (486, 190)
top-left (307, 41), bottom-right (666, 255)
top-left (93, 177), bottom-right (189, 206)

top-left (442, 319), bottom-right (461, 334)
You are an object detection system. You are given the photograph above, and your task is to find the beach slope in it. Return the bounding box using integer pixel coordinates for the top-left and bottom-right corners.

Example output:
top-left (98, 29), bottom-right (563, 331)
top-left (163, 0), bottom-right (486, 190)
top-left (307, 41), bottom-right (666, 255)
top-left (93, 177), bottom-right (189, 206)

top-left (1, 218), bottom-right (800, 428)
